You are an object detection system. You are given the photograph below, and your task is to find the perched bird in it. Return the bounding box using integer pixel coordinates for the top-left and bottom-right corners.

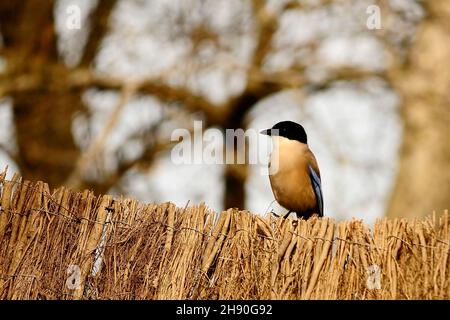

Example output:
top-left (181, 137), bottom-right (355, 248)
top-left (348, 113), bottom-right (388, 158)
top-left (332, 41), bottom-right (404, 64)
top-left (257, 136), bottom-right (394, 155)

top-left (260, 121), bottom-right (323, 219)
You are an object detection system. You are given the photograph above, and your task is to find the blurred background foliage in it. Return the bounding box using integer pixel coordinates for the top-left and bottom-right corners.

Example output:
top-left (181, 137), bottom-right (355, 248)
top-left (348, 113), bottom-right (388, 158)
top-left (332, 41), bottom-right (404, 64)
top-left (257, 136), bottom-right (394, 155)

top-left (0, 0), bottom-right (449, 223)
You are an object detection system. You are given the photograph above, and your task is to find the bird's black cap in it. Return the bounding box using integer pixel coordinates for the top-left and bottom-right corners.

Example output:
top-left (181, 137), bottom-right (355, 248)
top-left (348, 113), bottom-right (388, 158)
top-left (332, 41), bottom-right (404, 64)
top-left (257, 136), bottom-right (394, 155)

top-left (260, 121), bottom-right (308, 144)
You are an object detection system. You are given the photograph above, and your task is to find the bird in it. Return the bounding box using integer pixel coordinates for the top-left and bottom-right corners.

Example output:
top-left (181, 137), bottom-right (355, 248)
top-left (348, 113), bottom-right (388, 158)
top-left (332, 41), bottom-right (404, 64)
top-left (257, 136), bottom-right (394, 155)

top-left (260, 121), bottom-right (323, 219)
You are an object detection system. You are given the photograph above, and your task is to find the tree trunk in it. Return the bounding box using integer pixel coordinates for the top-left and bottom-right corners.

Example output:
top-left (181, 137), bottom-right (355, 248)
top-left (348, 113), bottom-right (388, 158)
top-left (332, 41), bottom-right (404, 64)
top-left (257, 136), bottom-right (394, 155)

top-left (387, 2), bottom-right (450, 218)
top-left (0, 1), bottom-right (117, 189)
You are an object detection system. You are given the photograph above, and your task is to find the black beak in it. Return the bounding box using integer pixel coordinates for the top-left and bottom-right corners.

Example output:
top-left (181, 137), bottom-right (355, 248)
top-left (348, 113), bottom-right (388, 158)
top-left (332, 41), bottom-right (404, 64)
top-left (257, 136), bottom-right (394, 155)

top-left (260, 129), bottom-right (271, 136)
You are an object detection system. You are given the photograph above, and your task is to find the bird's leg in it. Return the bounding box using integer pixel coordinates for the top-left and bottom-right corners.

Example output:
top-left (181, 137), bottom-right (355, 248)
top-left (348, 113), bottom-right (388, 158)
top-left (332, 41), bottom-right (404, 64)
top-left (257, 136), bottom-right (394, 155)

top-left (282, 210), bottom-right (292, 219)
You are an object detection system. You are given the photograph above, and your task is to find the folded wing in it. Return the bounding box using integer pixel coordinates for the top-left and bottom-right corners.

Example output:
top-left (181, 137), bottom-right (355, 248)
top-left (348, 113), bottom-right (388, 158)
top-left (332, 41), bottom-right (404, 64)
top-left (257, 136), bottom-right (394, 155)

top-left (308, 164), bottom-right (323, 217)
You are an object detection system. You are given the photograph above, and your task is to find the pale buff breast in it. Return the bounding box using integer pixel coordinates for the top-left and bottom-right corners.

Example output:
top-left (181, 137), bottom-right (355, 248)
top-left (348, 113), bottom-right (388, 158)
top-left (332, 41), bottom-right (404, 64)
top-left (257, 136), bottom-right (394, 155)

top-left (268, 136), bottom-right (318, 213)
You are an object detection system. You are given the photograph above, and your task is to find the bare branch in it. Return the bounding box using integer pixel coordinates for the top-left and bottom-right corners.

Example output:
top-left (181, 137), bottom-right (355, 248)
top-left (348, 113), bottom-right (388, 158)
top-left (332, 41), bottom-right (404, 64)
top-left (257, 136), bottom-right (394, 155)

top-left (79, 0), bottom-right (118, 67)
top-left (250, 0), bottom-right (279, 68)
top-left (0, 66), bottom-right (226, 126)
top-left (64, 82), bottom-right (138, 189)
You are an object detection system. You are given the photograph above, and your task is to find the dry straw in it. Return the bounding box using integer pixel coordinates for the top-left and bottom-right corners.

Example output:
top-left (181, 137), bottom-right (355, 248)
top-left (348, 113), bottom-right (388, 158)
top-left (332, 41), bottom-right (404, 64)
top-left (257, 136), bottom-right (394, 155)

top-left (0, 171), bottom-right (449, 300)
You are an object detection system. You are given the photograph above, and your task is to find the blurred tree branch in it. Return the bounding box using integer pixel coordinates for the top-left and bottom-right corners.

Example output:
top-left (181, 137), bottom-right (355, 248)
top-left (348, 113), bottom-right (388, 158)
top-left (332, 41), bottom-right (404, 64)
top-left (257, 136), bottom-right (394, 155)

top-left (79, 0), bottom-right (117, 67)
top-left (1, 65), bottom-right (379, 125)
top-left (65, 82), bottom-right (137, 189)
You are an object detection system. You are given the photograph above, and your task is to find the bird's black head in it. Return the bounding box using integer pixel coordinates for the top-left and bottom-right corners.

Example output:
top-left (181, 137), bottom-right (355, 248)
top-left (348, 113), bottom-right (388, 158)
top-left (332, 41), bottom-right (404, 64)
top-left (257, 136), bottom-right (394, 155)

top-left (260, 121), bottom-right (307, 144)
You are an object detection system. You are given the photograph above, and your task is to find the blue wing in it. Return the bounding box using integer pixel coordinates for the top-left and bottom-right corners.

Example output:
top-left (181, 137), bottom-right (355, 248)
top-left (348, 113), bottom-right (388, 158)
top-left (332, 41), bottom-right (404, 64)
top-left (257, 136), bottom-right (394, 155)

top-left (308, 164), bottom-right (323, 216)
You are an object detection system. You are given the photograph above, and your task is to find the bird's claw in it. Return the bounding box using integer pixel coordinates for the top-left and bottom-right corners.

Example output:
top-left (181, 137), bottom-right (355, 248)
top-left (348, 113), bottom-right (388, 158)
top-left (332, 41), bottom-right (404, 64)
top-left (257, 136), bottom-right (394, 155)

top-left (270, 210), bottom-right (281, 218)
